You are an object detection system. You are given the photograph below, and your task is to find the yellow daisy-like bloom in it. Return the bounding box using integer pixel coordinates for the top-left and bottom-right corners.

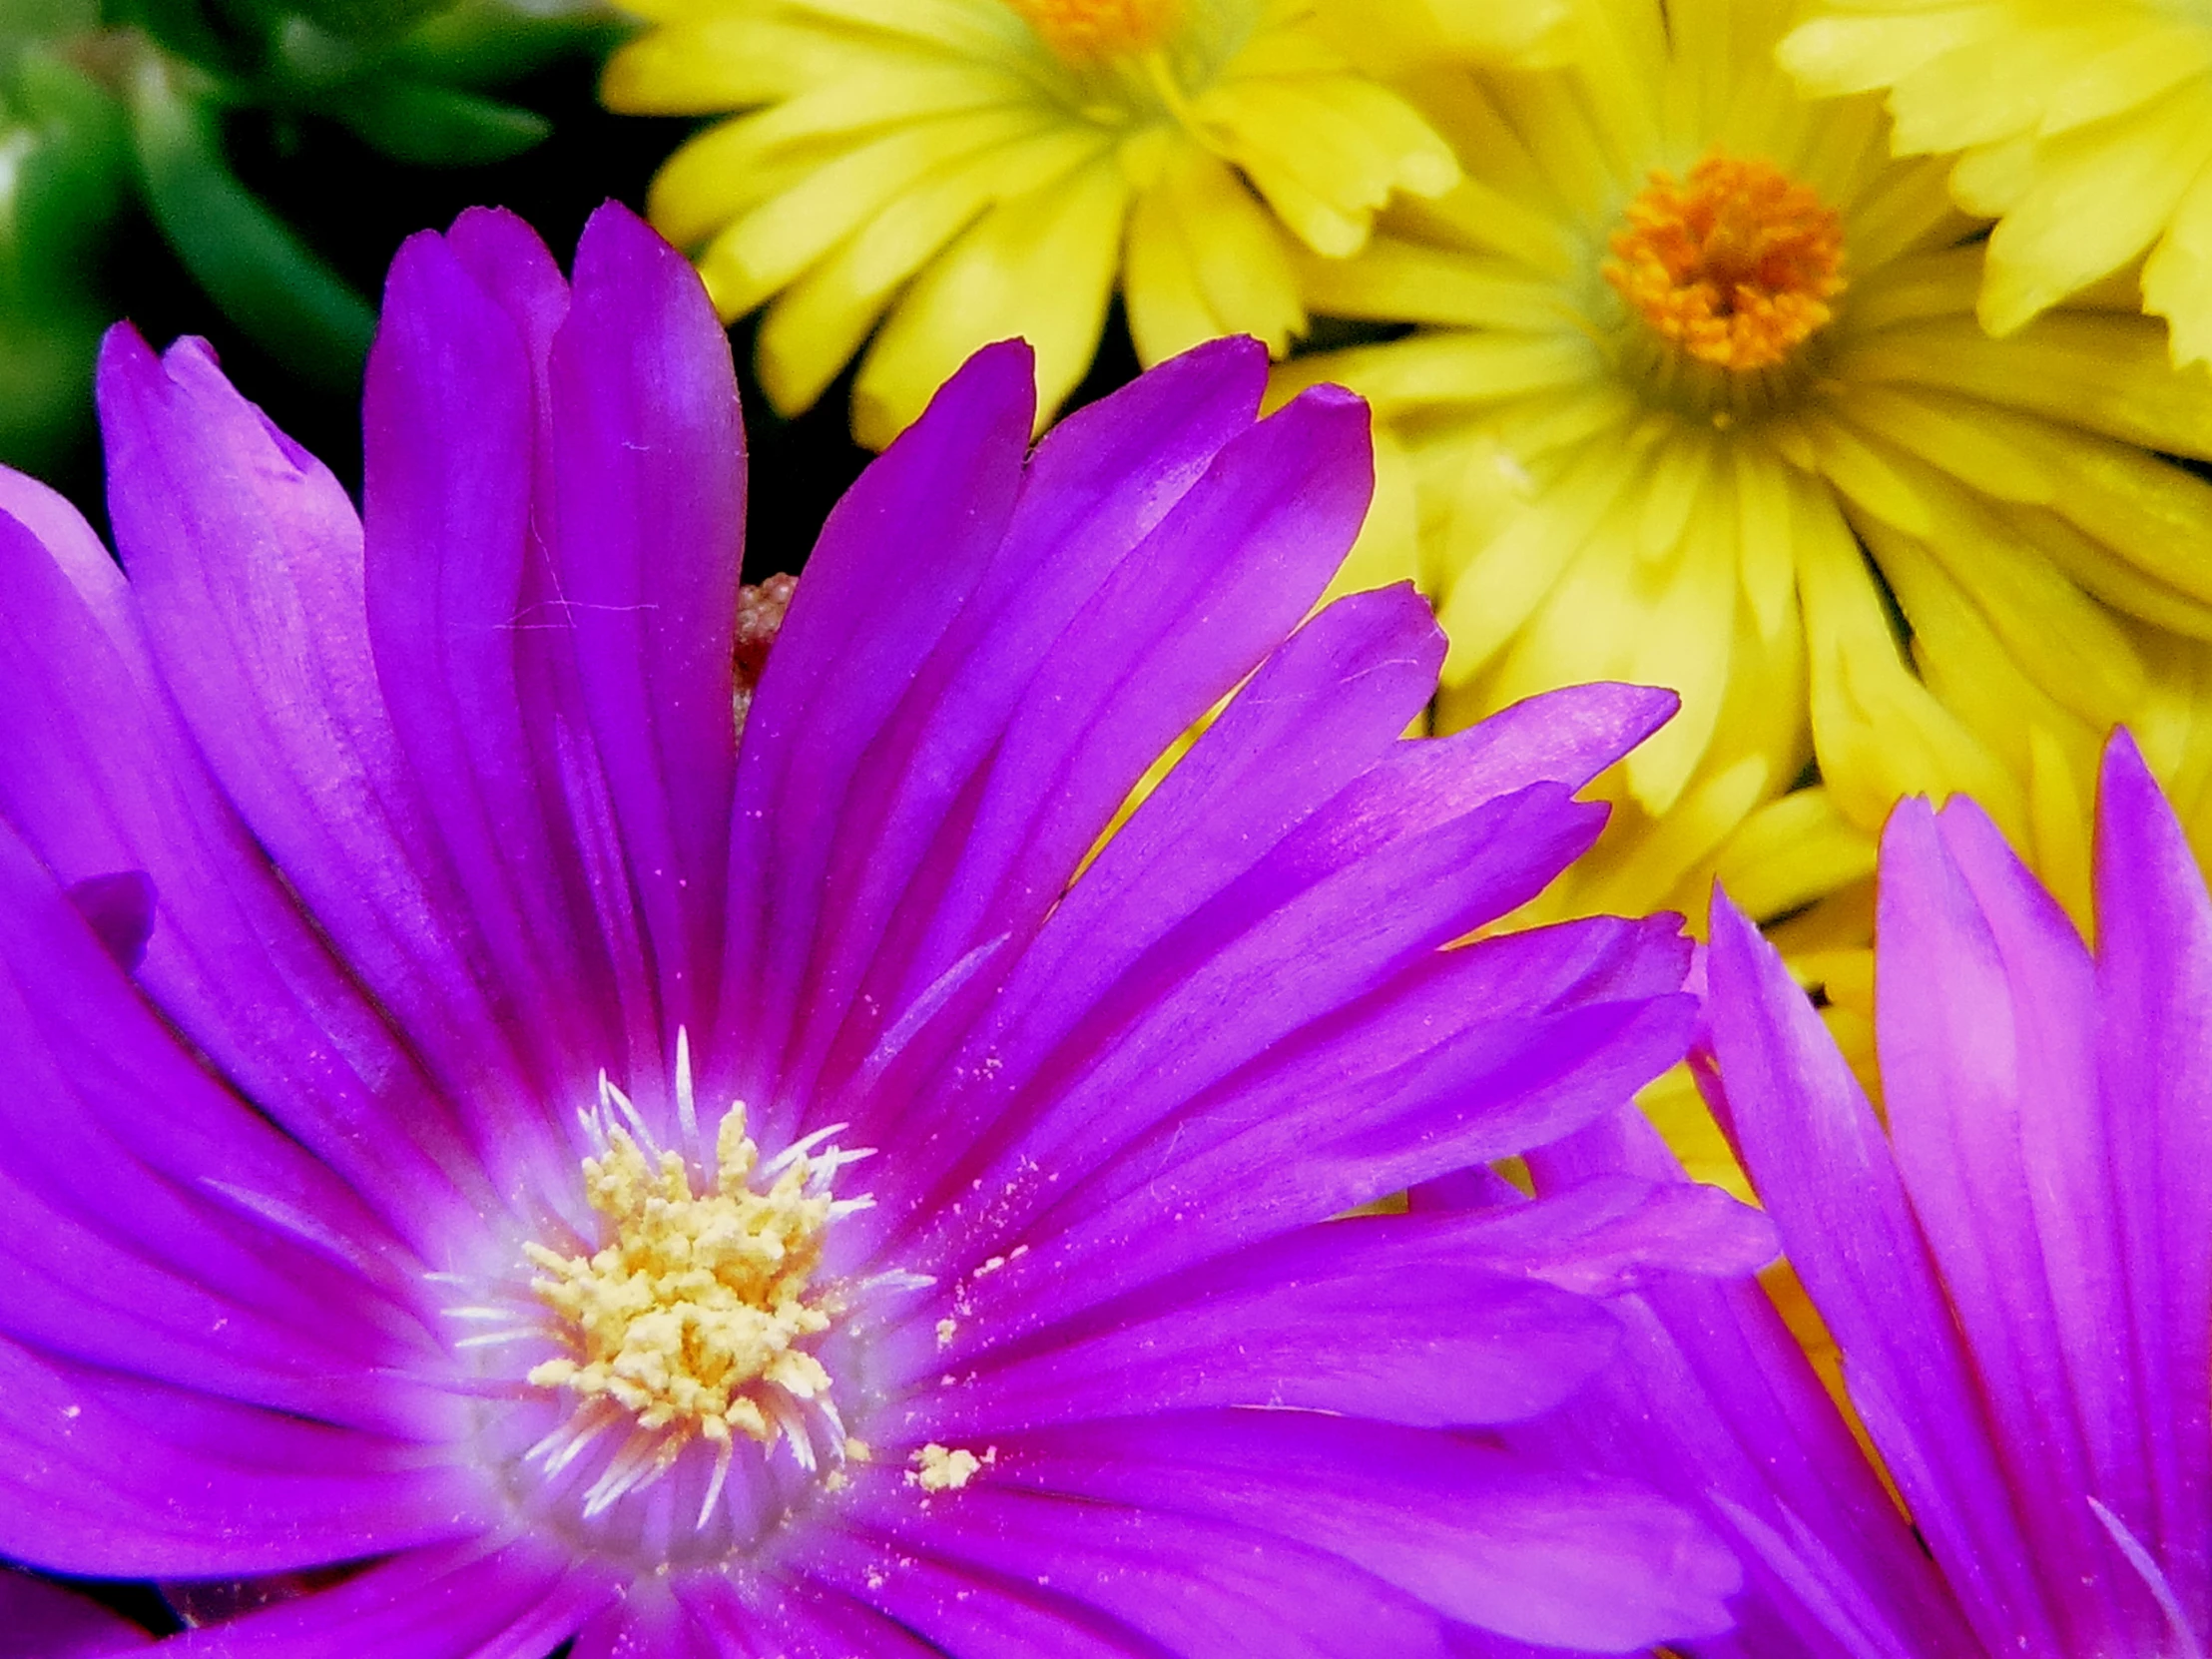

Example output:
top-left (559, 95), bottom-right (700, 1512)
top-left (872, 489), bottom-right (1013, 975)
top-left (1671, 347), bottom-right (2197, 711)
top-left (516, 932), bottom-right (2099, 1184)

top-left (1283, 0), bottom-right (2212, 969)
top-left (1781, 0), bottom-right (2212, 366)
top-left (603, 0), bottom-right (1467, 448)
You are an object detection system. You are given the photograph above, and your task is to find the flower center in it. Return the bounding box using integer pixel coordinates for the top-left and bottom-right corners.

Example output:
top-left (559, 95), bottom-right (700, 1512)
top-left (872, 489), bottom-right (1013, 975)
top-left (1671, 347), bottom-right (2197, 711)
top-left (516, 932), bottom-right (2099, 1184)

top-left (522, 1101), bottom-right (841, 1507)
top-left (1004, 0), bottom-right (1182, 62)
top-left (1605, 154), bottom-right (1846, 372)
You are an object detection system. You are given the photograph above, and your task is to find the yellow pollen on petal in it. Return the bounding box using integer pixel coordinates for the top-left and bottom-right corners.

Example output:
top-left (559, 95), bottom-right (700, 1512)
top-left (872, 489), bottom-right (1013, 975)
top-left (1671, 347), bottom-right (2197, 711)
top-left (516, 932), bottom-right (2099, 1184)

top-left (1002, 0), bottom-right (1182, 63)
top-left (1605, 154), bottom-right (1847, 372)
top-left (911, 1442), bottom-right (986, 1491)
top-left (525, 1106), bottom-right (836, 1454)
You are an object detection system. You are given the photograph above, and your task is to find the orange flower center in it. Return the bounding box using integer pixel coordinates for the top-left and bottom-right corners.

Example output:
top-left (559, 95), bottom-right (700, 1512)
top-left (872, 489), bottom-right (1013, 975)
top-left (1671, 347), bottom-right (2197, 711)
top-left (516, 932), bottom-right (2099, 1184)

top-left (1605, 154), bottom-right (1847, 372)
top-left (1004, 0), bottom-right (1182, 62)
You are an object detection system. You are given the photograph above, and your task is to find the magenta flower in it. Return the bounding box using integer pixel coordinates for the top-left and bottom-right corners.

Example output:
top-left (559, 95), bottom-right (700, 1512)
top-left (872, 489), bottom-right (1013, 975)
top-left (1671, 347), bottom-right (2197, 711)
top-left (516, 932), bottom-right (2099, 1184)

top-left (0, 204), bottom-right (1758, 1655)
top-left (1517, 732), bottom-right (2212, 1658)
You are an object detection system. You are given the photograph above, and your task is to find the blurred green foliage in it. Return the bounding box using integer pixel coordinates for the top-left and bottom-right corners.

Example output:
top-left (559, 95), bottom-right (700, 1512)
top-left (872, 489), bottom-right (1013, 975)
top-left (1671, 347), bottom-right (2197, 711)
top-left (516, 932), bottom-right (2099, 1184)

top-left (0, 0), bottom-right (628, 474)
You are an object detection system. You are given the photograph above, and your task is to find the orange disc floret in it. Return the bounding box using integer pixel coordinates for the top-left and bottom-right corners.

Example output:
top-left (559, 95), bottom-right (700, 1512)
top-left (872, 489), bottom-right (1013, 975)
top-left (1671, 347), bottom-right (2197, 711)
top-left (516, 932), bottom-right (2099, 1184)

top-left (1003, 0), bottom-right (1182, 62)
top-left (1605, 154), bottom-right (1847, 372)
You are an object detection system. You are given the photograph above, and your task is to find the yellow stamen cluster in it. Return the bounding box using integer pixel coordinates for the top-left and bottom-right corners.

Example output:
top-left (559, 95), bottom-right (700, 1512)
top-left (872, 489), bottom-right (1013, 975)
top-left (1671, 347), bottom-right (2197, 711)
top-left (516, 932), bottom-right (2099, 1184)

top-left (1605, 154), bottom-right (1847, 372)
top-left (526, 1108), bottom-right (833, 1449)
top-left (1002, 0), bottom-right (1182, 63)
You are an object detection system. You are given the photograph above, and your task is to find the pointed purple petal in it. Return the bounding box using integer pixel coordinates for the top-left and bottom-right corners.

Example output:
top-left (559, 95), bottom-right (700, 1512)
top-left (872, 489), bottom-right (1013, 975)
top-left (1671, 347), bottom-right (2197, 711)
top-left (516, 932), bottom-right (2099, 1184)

top-left (363, 225), bottom-right (632, 1106)
top-left (162, 1540), bottom-right (612, 1658)
top-left (757, 339), bottom-right (1295, 1121)
top-left (1709, 881), bottom-right (2063, 1655)
top-left (0, 1341), bottom-right (492, 1578)
top-left (902, 1212), bottom-right (1623, 1433)
top-left (716, 340), bottom-right (1033, 1132)
top-left (865, 1487), bottom-right (1456, 1659)
top-left (1520, 1105), bottom-right (1984, 1659)
top-left (544, 204), bottom-right (744, 1038)
top-left (0, 502), bottom-right (496, 1249)
top-left (95, 326), bottom-right (560, 1197)
top-left (966, 1411), bottom-right (1741, 1652)
top-left (880, 915), bottom-right (1691, 1321)
top-left (2091, 731), bottom-right (2212, 1633)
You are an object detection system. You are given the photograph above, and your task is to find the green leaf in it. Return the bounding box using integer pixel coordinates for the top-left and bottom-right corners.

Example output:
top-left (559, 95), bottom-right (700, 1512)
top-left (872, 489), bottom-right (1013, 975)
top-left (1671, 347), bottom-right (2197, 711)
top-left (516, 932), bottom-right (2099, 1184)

top-left (322, 72), bottom-right (549, 164)
top-left (125, 51), bottom-right (372, 390)
top-left (2, 51), bottom-right (132, 298)
top-left (391, 0), bottom-right (633, 90)
top-left (0, 0), bottom-right (99, 72)
top-left (280, 0), bottom-right (457, 46)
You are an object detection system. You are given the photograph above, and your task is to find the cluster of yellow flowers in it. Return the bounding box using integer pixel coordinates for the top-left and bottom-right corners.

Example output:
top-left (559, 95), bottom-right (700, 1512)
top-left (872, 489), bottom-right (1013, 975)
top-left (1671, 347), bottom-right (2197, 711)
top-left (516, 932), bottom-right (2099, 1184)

top-left (608, 0), bottom-right (2212, 1177)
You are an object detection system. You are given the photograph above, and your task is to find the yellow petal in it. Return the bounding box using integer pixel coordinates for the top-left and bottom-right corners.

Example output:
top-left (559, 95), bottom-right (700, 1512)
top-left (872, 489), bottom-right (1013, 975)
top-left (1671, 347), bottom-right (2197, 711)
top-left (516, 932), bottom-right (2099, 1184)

top-left (1978, 83), bottom-right (2212, 334)
top-left (2142, 160), bottom-right (2212, 368)
top-left (1325, 418), bottom-right (1422, 601)
top-left (2026, 724), bottom-right (2095, 934)
top-left (853, 154), bottom-right (1128, 447)
top-left (1125, 145), bottom-right (1305, 363)
top-left (1711, 786), bottom-right (1879, 924)
top-left (1794, 474), bottom-right (2021, 831)
top-left (1836, 310), bottom-right (2212, 460)
top-left (1122, 176), bottom-right (1218, 367)
top-left (602, 14), bottom-right (832, 113)
top-left (1293, 236), bottom-right (1571, 330)
top-left (701, 108), bottom-right (1047, 315)
top-left (1434, 433), bottom-right (1639, 681)
top-left (752, 127), bottom-right (1102, 416)
top-left (1206, 75), bottom-right (1458, 256)
top-left (1778, 12), bottom-right (1988, 103)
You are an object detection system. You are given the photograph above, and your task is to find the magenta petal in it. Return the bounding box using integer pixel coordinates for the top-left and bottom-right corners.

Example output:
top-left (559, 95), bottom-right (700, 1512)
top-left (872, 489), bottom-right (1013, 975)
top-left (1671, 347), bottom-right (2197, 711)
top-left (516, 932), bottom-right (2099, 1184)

top-left (903, 1213), bottom-right (1624, 1432)
top-left (544, 204), bottom-right (744, 1039)
top-left (0, 814), bottom-right (451, 1430)
top-left (799, 1529), bottom-right (1162, 1659)
top-left (442, 206), bottom-right (571, 382)
top-left (0, 1340), bottom-right (491, 1578)
top-left (94, 327), bottom-right (544, 1166)
top-left (1519, 1105), bottom-right (1985, 1659)
top-left (883, 781), bottom-right (1609, 1277)
top-left (845, 581), bottom-right (1440, 1121)
top-left (1425, 1171), bottom-right (1777, 1296)
top-left (681, 1575), bottom-right (947, 1659)
top-left (942, 917), bottom-right (1694, 1320)
top-left (1882, 794), bottom-right (2172, 1651)
top-left (364, 225), bottom-right (631, 1107)
top-left (861, 1487), bottom-right (1456, 1659)
top-left (162, 1540), bottom-right (614, 1659)
top-left (981, 1411), bottom-right (1740, 1651)
top-left (756, 338), bottom-right (1282, 1119)
top-left (717, 340), bottom-right (1033, 1133)
top-left (1425, 681), bottom-right (1679, 799)
top-left (1708, 884), bottom-right (2063, 1655)
top-left (830, 378), bottom-right (1376, 1082)
top-left (0, 1571), bottom-right (150, 1656)
top-left (2091, 732), bottom-right (2212, 1632)
top-left (65, 871), bottom-right (157, 971)
top-left (0, 505), bottom-right (492, 1247)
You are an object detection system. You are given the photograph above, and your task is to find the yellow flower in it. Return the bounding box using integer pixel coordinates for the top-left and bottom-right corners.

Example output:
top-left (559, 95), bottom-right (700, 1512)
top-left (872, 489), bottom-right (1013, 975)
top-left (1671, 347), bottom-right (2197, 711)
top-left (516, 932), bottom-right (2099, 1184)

top-left (1781, 0), bottom-right (2212, 366)
top-left (1280, 0), bottom-right (2212, 956)
top-left (604, 0), bottom-right (1464, 448)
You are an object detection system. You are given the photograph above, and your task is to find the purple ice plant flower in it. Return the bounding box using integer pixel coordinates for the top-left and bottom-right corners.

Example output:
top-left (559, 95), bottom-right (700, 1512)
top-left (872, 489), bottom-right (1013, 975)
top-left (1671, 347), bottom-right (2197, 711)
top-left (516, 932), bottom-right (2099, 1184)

top-left (0, 201), bottom-right (1767, 1656)
top-left (1510, 731), bottom-right (2212, 1659)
